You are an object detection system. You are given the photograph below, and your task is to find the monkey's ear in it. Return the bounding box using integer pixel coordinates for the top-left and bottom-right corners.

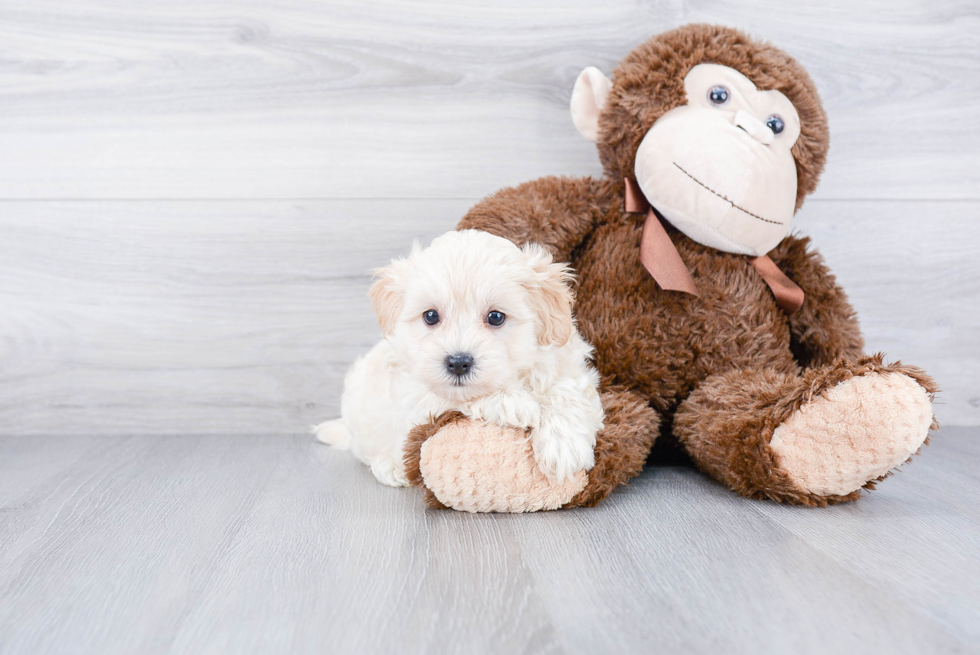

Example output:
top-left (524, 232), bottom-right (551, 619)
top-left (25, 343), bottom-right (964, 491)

top-left (570, 66), bottom-right (612, 143)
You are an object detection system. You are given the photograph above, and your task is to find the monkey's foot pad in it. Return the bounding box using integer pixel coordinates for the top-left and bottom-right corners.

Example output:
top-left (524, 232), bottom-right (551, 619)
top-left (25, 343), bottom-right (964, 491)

top-left (769, 372), bottom-right (933, 496)
top-left (419, 419), bottom-right (587, 513)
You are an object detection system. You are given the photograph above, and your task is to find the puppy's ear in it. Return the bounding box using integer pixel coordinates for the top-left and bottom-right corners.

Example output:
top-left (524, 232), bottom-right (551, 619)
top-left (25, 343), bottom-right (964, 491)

top-left (522, 244), bottom-right (576, 347)
top-left (368, 256), bottom-right (410, 337)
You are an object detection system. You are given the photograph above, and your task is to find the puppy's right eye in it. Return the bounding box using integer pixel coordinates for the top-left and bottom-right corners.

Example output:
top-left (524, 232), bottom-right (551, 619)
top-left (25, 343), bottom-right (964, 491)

top-left (422, 309), bottom-right (440, 326)
top-left (486, 310), bottom-right (506, 327)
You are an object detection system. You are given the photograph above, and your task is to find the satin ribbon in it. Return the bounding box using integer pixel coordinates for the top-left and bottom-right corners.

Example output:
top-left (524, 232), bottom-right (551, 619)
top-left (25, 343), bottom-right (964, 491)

top-left (623, 178), bottom-right (804, 315)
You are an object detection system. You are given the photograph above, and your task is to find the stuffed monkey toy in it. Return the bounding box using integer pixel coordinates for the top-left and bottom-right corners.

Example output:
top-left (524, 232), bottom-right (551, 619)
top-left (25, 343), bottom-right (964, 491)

top-left (404, 24), bottom-right (938, 512)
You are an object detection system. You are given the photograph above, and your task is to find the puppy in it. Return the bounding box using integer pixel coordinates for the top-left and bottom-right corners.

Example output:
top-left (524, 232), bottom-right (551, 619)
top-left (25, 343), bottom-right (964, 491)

top-left (314, 229), bottom-right (604, 487)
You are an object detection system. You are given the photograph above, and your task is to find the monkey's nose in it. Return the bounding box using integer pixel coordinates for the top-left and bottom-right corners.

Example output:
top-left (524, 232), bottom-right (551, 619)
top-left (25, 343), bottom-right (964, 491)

top-left (445, 353), bottom-right (474, 377)
top-left (734, 110), bottom-right (774, 146)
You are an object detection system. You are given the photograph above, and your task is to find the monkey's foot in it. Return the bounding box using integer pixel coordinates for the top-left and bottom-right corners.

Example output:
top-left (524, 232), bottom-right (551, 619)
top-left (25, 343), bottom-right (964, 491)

top-left (769, 372), bottom-right (934, 496)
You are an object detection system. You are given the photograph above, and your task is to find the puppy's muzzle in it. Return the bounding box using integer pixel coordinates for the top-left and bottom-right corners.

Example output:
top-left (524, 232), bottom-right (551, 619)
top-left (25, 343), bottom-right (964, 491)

top-left (445, 353), bottom-right (475, 380)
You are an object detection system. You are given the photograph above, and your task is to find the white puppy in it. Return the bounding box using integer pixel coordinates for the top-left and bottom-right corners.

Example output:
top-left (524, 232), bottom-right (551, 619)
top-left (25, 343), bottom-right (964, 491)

top-left (315, 229), bottom-right (604, 487)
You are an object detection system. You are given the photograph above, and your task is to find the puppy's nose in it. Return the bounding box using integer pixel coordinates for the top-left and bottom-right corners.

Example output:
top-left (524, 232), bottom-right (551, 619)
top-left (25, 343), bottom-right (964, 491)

top-left (445, 353), bottom-right (474, 377)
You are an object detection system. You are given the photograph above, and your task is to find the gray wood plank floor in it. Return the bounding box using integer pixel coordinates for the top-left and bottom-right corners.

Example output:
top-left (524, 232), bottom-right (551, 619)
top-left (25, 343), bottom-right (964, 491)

top-left (0, 427), bottom-right (977, 655)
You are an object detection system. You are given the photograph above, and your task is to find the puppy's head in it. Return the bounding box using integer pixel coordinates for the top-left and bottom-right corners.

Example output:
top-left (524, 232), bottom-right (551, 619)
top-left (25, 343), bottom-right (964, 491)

top-left (368, 229), bottom-right (575, 402)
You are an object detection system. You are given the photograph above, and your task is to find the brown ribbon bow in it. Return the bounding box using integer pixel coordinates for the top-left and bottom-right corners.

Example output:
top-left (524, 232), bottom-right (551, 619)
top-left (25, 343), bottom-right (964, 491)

top-left (624, 178), bottom-right (804, 315)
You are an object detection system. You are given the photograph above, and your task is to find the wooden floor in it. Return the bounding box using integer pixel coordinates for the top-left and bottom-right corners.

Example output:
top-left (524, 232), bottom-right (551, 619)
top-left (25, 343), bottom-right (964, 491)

top-left (1, 1), bottom-right (979, 653)
top-left (0, 427), bottom-right (977, 654)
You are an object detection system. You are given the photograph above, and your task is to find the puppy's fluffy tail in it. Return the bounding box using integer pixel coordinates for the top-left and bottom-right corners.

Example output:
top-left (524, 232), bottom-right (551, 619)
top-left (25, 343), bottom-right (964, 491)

top-left (313, 420), bottom-right (351, 450)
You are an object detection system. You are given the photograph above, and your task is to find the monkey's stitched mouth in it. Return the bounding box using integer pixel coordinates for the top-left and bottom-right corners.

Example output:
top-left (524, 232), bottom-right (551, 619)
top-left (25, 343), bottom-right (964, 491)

top-left (672, 162), bottom-right (784, 226)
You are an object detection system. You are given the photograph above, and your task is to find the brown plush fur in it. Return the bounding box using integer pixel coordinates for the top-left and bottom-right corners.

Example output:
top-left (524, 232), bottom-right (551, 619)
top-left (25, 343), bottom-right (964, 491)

top-left (566, 387), bottom-right (660, 507)
top-left (673, 354), bottom-right (939, 505)
top-left (769, 236), bottom-right (864, 367)
top-left (404, 413), bottom-right (461, 509)
top-left (466, 182), bottom-right (869, 416)
top-left (410, 24), bottom-right (936, 507)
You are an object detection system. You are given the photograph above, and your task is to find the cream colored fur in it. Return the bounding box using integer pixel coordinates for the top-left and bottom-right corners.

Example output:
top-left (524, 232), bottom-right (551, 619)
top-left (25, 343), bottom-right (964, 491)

top-left (315, 230), bottom-right (604, 487)
top-left (769, 372), bottom-right (934, 496)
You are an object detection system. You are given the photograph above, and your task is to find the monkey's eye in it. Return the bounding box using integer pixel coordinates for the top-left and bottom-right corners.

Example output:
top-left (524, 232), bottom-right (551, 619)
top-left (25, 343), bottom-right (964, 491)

top-left (422, 309), bottom-right (440, 326)
top-left (486, 311), bottom-right (506, 327)
top-left (708, 86), bottom-right (729, 105)
top-left (766, 115), bottom-right (785, 135)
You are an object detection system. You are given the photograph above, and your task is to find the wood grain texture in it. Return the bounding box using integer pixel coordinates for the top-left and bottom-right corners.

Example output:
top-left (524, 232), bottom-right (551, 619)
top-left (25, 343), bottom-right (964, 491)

top-left (0, 428), bottom-right (976, 654)
top-left (0, 199), bottom-right (463, 436)
top-left (791, 200), bottom-right (980, 426)
top-left (0, 0), bottom-right (975, 200)
top-left (1, 198), bottom-right (976, 437)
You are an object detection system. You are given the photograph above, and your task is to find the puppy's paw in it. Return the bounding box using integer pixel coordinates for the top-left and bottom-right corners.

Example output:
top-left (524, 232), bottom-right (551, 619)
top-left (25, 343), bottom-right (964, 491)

top-left (370, 455), bottom-right (409, 488)
top-left (532, 417), bottom-right (596, 482)
top-left (466, 390), bottom-right (541, 430)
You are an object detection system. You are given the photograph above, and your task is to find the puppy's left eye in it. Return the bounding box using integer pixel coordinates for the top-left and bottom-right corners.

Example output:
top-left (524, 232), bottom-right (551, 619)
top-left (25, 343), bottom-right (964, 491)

top-left (486, 311), bottom-right (506, 327)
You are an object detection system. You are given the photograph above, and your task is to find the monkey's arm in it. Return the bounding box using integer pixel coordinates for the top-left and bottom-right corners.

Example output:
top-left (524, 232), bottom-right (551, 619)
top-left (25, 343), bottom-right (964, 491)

top-left (769, 235), bottom-right (865, 368)
top-left (458, 176), bottom-right (608, 261)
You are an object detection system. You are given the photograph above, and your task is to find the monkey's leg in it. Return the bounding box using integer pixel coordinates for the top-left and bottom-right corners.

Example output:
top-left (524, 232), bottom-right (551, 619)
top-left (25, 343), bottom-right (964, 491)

top-left (673, 355), bottom-right (937, 505)
top-left (565, 386), bottom-right (660, 507)
top-left (403, 387), bottom-right (659, 511)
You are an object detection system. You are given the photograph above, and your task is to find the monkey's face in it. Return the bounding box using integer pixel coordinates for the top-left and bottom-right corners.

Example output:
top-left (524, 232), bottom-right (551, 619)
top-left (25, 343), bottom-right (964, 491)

top-left (571, 59), bottom-right (808, 258)
top-left (633, 64), bottom-right (801, 256)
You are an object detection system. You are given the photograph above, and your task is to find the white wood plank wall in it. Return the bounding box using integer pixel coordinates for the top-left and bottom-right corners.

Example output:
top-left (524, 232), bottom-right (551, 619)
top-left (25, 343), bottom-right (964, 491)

top-left (1, 0), bottom-right (977, 434)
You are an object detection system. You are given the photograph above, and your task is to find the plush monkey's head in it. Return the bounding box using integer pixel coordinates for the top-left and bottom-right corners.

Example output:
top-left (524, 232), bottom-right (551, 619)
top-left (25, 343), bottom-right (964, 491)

top-left (571, 24), bottom-right (829, 257)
